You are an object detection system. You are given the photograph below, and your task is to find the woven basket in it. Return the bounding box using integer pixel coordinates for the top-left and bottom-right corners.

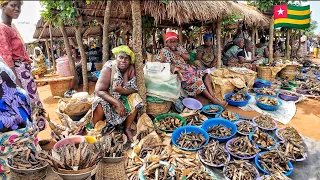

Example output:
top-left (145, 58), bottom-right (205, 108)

top-left (49, 76), bottom-right (74, 97)
top-left (257, 66), bottom-right (275, 81)
top-left (95, 160), bottom-right (127, 180)
top-left (95, 62), bottom-right (103, 71)
top-left (279, 65), bottom-right (298, 80)
top-left (147, 101), bottom-right (172, 117)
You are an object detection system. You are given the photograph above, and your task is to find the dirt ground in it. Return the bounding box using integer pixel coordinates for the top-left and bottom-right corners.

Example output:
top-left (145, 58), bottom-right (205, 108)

top-left (37, 58), bottom-right (320, 142)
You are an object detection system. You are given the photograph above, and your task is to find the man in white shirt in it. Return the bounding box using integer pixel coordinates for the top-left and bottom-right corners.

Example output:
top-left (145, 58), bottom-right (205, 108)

top-left (300, 33), bottom-right (308, 57)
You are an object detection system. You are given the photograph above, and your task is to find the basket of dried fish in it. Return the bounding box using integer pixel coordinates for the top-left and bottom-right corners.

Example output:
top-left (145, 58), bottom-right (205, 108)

top-left (275, 127), bottom-right (303, 142)
top-left (215, 111), bottom-right (239, 122)
top-left (277, 140), bottom-right (307, 161)
top-left (252, 115), bottom-right (277, 131)
top-left (278, 91), bottom-right (299, 101)
top-left (202, 118), bottom-right (237, 142)
top-left (138, 161), bottom-right (175, 180)
top-left (254, 88), bottom-right (278, 97)
top-left (256, 96), bottom-right (282, 111)
top-left (249, 129), bottom-right (277, 150)
top-left (198, 140), bottom-right (230, 167)
top-left (153, 113), bottom-right (187, 133)
top-left (201, 104), bottom-right (223, 115)
top-left (100, 132), bottom-right (127, 163)
top-left (255, 150), bottom-right (293, 176)
top-left (234, 120), bottom-right (257, 135)
top-left (172, 126), bottom-right (209, 151)
top-left (6, 148), bottom-right (49, 180)
top-left (226, 136), bottom-right (260, 159)
top-left (225, 92), bottom-right (251, 107)
top-left (223, 160), bottom-right (260, 180)
top-left (258, 172), bottom-right (292, 180)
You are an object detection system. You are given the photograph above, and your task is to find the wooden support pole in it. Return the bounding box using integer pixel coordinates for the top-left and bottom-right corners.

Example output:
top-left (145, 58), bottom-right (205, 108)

top-left (251, 25), bottom-right (257, 56)
top-left (285, 28), bottom-right (291, 59)
top-left (45, 39), bottom-right (51, 69)
top-left (178, 26), bottom-right (183, 45)
top-left (216, 19), bottom-right (222, 68)
top-left (49, 24), bottom-right (56, 71)
top-left (102, 0), bottom-right (112, 64)
top-left (131, 0), bottom-right (147, 113)
top-left (162, 29), bottom-right (166, 47)
top-left (268, 15), bottom-right (274, 63)
top-left (152, 28), bottom-right (156, 52)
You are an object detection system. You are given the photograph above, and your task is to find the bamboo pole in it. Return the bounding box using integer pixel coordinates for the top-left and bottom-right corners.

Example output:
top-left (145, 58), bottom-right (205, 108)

top-left (216, 19), bottom-right (222, 68)
top-left (102, 0), bottom-right (112, 64)
top-left (178, 26), bottom-right (183, 45)
top-left (131, 0), bottom-right (147, 113)
top-left (285, 28), bottom-right (291, 59)
top-left (45, 39), bottom-right (51, 69)
top-left (38, 20), bottom-right (49, 40)
top-left (49, 24), bottom-right (56, 71)
top-left (268, 15), bottom-right (274, 63)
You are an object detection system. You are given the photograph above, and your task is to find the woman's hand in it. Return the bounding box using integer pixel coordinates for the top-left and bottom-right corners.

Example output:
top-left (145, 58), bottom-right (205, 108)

top-left (173, 51), bottom-right (182, 56)
top-left (115, 101), bottom-right (126, 117)
top-left (112, 81), bottom-right (124, 93)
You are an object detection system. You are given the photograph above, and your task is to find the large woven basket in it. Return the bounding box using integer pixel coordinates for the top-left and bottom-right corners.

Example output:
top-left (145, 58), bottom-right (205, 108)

top-left (95, 160), bottom-right (127, 180)
top-left (49, 76), bottom-right (74, 97)
top-left (279, 65), bottom-right (298, 80)
top-left (257, 66), bottom-right (275, 81)
top-left (147, 101), bottom-right (172, 117)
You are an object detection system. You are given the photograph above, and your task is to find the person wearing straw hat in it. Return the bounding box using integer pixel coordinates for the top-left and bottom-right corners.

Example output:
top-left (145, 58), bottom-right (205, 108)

top-left (155, 31), bottom-right (227, 107)
top-left (194, 33), bottom-right (217, 70)
top-left (0, 0), bottom-right (46, 130)
top-left (92, 45), bottom-right (143, 141)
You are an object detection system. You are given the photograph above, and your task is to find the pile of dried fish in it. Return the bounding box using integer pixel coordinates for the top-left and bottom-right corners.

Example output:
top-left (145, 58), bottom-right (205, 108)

top-left (219, 111), bottom-right (237, 121)
top-left (207, 124), bottom-right (232, 138)
top-left (277, 127), bottom-right (302, 142)
top-left (257, 96), bottom-right (279, 106)
top-left (236, 121), bottom-right (255, 134)
top-left (281, 91), bottom-right (297, 97)
top-left (277, 139), bottom-right (306, 161)
top-left (139, 144), bottom-right (168, 159)
top-left (185, 113), bottom-right (207, 126)
top-left (258, 150), bottom-right (291, 174)
top-left (257, 88), bottom-right (277, 96)
top-left (224, 160), bottom-right (258, 180)
top-left (176, 132), bottom-right (206, 149)
top-left (281, 81), bottom-right (291, 88)
top-left (200, 141), bottom-right (228, 166)
top-left (228, 92), bottom-right (248, 101)
top-left (261, 172), bottom-right (292, 180)
top-left (251, 129), bottom-right (276, 149)
top-left (143, 162), bottom-right (175, 180)
top-left (8, 148), bottom-right (47, 169)
top-left (185, 169), bottom-right (213, 180)
top-left (101, 132), bottom-right (126, 157)
top-left (204, 106), bottom-right (220, 113)
top-left (296, 73), bottom-right (305, 80)
top-left (155, 116), bottom-right (183, 131)
top-left (253, 115), bottom-right (276, 129)
top-left (227, 137), bottom-right (260, 157)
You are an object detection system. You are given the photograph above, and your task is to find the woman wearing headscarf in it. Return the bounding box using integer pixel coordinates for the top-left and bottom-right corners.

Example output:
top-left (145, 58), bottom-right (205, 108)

top-left (156, 32), bottom-right (227, 107)
top-left (255, 37), bottom-right (269, 65)
top-left (194, 33), bottom-right (217, 69)
top-left (31, 47), bottom-right (47, 78)
top-left (92, 45), bottom-right (143, 141)
top-left (0, 0), bottom-right (46, 130)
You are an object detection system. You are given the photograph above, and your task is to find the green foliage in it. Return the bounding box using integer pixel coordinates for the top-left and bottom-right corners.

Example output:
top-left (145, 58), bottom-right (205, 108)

top-left (222, 13), bottom-right (242, 25)
top-left (301, 20), bottom-right (318, 37)
top-left (142, 16), bottom-right (155, 39)
top-left (161, 0), bottom-right (168, 5)
top-left (246, 0), bottom-right (305, 12)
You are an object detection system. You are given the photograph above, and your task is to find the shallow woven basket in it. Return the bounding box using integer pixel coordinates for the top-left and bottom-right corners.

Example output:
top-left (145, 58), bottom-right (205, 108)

top-left (257, 66), bottom-right (275, 81)
top-left (49, 77), bottom-right (74, 97)
top-left (95, 160), bottom-right (127, 180)
top-left (147, 101), bottom-right (172, 117)
top-left (279, 65), bottom-right (298, 80)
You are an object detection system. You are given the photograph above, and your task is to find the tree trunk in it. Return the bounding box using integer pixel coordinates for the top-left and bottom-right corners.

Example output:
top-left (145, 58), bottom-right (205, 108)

top-left (45, 39), bottom-right (51, 69)
top-left (152, 28), bottom-right (156, 53)
top-left (291, 30), bottom-right (295, 57)
top-left (268, 15), bottom-right (274, 63)
top-left (296, 30), bottom-right (301, 57)
top-left (60, 23), bottom-right (78, 88)
top-left (161, 29), bottom-right (166, 47)
top-left (251, 26), bottom-right (257, 56)
top-left (142, 29), bottom-right (147, 59)
top-left (131, 0), bottom-right (147, 113)
top-left (216, 19), bottom-right (222, 68)
top-left (199, 26), bottom-right (202, 46)
top-left (49, 24), bottom-right (56, 71)
top-left (178, 26), bottom-right (183, 45)
top-left (285, 28), bottom-right (291, 59)
top-left (102, 0), bottom-right (112, 64)
top-left (75, 25), bottom-right (89, 92)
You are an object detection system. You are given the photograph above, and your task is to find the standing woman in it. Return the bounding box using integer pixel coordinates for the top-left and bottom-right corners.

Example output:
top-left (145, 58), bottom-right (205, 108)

top-left (0, 0), bottom-right (46, 130)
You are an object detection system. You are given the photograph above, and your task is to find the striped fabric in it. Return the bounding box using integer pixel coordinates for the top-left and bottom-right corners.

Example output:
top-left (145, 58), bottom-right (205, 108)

top-left (274, 5), bottom-right (310, 29)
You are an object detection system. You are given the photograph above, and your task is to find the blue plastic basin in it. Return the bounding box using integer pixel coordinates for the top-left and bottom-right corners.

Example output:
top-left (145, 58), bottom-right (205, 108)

top-left (255, 152), bottom-right (293, 176)
top-left (201, 118), bottom-right (237, 142)
top-left (256, 95), bottom-right (282, 111)
top-left (201, 104), bottom-right (224, 115)
top-left (225, 93), bottom-right (251, 107)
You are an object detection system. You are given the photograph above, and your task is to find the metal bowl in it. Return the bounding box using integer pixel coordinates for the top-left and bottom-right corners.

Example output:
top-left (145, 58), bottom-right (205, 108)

top-left (52, 166), bottom-right (96, 180)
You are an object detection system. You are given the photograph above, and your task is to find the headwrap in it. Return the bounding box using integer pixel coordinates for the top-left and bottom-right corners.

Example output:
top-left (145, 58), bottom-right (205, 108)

top-left (233, 37), bottom-right (244, 44)
top-left (0, 0), bottom-right (23, 6)
top-left (165, 32), bottom-right (178, 42)
top-left (112, 45), bottom-right (135, 64)
top-left (203, 33), bottom-right (213, 40)
top-left (33, 47), bottom-right (43, 58)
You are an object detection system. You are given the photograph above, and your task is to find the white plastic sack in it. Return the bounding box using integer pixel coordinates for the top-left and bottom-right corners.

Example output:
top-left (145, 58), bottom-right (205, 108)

top-left (143, 62), bottom-right (171, 80)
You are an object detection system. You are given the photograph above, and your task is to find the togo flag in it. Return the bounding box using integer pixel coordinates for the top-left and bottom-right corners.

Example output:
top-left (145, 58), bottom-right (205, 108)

top-left (274, 5), bottom-right (310, 29)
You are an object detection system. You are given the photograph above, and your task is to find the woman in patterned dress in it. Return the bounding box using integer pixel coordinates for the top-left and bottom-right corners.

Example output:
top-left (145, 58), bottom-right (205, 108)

top-left (156, 32), bottom-right (227, 107)
top-left (92, 45), bottom-right (143, 141)
top-left (0, 0), bottom-right (46, 130)
top-left (194, 33), bottom-right (217, 69)
top-left (31, 47), bottom-right (47, 78)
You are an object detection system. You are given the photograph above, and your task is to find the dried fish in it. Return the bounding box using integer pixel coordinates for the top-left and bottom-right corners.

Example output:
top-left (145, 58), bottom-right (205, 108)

top-left (185, 113), bottom-right (207, 126)
top-left (257, 97), bottom-right (279, 106)
top-left (207, 124), bottom-right (232, 138)
top-left (200, 141), bottom-right (228, 166)
top-left (236, 121), bottom-right (255, 134)
top-left (185, 168), bottom-right (213, 180)
top-left (278, 127), bottom-right (302, 143)
top-left (219, 111), bottom-right (237, 122)
top-left (281, 91), bottom-right (297, 97)
top-left (176, 132), bottom-right (206, 149)
top-left (258, 150), bottom-right (291, 174)
top-left (143, 162), bottom-right (175, 180)
top-left (228, 92), bottom-right (248, 101)
top-left (155, 116), bottom-right (183, 131)
top-left (227, 137), bottom-right (260, 157)
top-left (102, 132), bottom-right (126, 157)
top-left (8, 148), bottom-right (47, 169)
top-left (261, 172), bottom-right (292, 180)
top-left (205, 106), bottom-right (220, 113)
top-left (253, 115), bottom-right (276, 129)
top-left (224, 160), bottom-right (258, 180)
top-left (251, 129), bottom-right (275, 149)
top-left (281, 81), bottom-right (291, 88)
top-left (257, 88), bottom-right (277, 96)
top-left (277, 139), bottom-right (306, 161)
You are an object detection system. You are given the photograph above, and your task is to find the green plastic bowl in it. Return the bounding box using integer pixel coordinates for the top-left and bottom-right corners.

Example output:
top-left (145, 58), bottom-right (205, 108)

top-left (153, 113), bottom-right (187, 133)
top-left (281, 85), bottom-right (293, 90)
top-left (288, 81), bottom-right (297, 87)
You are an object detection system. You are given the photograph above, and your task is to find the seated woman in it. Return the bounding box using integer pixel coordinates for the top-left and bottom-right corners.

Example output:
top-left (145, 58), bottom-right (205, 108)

top-left (31, 47), bottom-right (47, 78)
top-left (255, 37), bottom-right (269, 65)
top-left (223, 38), bottom-right (256, 71)
top-left (194, 34), bottom-right (217, 70)
top-left (92, 45), bottom-right (143, 141)
top-left (237, 41), bottom-right (261, 66)
top-left (156, 32), bottom-right (227, 107)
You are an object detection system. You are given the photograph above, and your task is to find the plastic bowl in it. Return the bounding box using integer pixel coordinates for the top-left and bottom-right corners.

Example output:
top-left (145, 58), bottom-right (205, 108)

top-left (225, 138), bottom-right (259, 159)
top-left (201, 118), bottom-right (237, 142)
top-left (252, 116), bottom-right (277, 131)
top-left (215, 111), bottom-right (240, 122)
top-left (153, 113), bottom-right (187, 133)
top-left (296, 88), bottom-right (309, 94)
top-left (254, 79), bottom-right (272, 88)
top-left (288, 80), bottom-right (297, 87)
top-left (182, 98), bottom-right (203, 110)
top-left (224, 93), bottom-right (251, 107)
top-left (255, 152), bottom-right (293, 176)
top-left (275, 128), bottom-right (303, 143)
top-left (139, 161), bottom-right (175, 180)
top-left (198, 148), bottom-right (230, 167)
top-left (256, 95), bottom-right (282, 111)
top-left (171, 126), bottom-right (209, 151)
top-left (278, 92), bottom-right (299, 101)
top-left (223, 162), bottom-right (260, 180)
top-left (249, 132), bottom-right (277, 150)
top-left (201, 104), bottom-right (224, 115)
top-left (254, 88), bottom-right (278, 97)
top-left (234, 120), bottom-right (257, 135)
top-left (281, 85), bottom-right (294, 90)
top-left (276, 141), bottom-right (307, 162)
top-left (53, 135), bottom-right (86, 151)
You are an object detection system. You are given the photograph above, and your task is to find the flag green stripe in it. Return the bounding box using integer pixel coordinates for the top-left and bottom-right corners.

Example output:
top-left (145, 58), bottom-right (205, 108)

top-left (288, 5), bottom-right (310, 11)
top-left (287, 14), bottom-right (310, 20)
top-left (274, 23), bottom-right (310, 29)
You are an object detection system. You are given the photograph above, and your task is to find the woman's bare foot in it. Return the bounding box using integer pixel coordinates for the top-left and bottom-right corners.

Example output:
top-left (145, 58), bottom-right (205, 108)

top-left (125, 129), bottom-right (133, 142)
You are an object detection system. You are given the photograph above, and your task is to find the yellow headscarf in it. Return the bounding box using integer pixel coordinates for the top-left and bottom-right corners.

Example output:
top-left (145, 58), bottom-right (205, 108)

top-left (112, 45), bottom-right (135, 64)
top-left (0, 0), bottom-right (23, 6)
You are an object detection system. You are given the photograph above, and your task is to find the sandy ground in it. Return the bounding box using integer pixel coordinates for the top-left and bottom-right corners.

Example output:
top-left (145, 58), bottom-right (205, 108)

top-left (37, 59), bottom-right (320, 141)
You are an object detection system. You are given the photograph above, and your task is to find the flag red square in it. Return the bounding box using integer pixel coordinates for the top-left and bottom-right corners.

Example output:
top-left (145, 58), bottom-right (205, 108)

top-left (274, 5), bottom-right (288, 19)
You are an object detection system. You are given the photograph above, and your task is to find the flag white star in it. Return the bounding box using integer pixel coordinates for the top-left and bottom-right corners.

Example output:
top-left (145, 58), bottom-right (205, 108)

top-left (277, 8), bottom-right (284, 15)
